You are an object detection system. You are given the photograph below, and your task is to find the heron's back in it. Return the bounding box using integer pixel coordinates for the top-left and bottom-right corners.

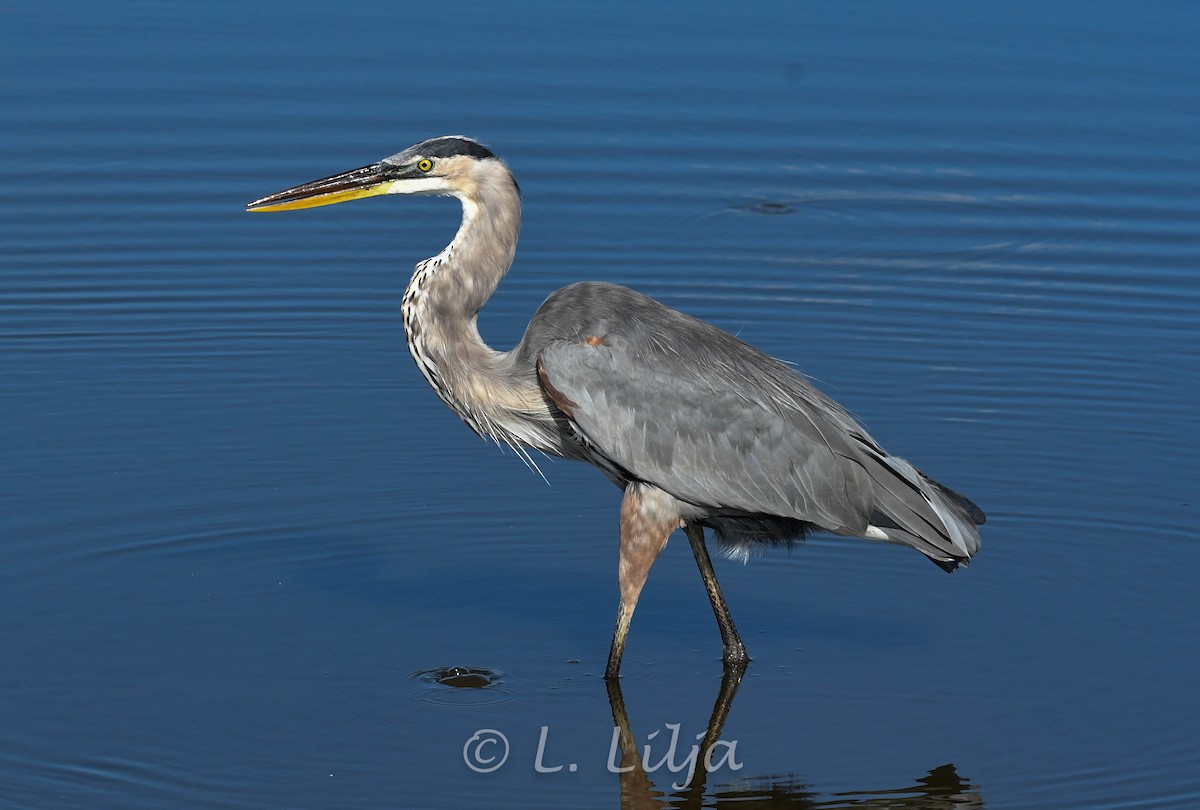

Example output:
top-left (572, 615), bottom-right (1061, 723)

top-left (523, 282), bottom-right (984, 571)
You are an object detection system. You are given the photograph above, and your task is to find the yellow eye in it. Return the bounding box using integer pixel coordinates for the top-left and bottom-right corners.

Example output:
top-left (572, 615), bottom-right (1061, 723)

top-left (417, 158), bottom-right (433, 172)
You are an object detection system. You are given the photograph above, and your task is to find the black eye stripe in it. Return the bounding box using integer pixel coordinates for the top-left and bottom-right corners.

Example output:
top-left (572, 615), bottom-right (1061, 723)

top-left (418, 137), bottom-right (496, 160)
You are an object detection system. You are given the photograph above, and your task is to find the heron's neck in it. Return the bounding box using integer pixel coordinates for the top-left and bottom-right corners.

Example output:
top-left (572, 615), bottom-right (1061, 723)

top-left (401, 167), bottom-right (557, 454)
top-left (417, 180), bottom-right (521, 322)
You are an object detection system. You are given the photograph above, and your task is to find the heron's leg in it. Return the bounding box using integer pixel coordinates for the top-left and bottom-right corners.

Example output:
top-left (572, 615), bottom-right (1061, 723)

top-left (685, 523), bottom-right (749, 665)
top-left (605, 483), bottom-right (678, 680)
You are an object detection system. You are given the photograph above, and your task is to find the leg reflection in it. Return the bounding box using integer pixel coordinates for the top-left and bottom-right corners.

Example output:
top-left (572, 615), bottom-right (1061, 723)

top-left (602, 666), bottom-right (982, 809)
top-left (605, 662), bottom-right (747, 809)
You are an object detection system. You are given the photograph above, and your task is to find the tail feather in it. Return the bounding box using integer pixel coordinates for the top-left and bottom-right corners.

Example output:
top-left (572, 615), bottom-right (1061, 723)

top-left (918, 471), bottom-right (986, 526)
top-left (853, 438), bottom-right (984, 572)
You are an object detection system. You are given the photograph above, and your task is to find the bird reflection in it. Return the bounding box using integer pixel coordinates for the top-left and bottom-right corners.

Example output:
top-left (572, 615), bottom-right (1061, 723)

top-left (605, 667), bottom-right (983, 809)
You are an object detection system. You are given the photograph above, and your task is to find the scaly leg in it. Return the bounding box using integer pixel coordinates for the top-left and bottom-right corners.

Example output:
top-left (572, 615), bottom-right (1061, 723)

top-left (605, 483), bottom-right (678, 680)
top-left (685, 522), bottom-right (748, 665)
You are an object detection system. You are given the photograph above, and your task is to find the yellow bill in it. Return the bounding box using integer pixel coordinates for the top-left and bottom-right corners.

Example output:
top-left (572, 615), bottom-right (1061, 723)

top-left (246, 163), bottom-right (392, 213)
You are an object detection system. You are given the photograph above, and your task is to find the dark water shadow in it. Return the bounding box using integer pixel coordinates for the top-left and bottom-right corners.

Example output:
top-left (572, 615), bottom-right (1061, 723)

top-left (607, 667), bottom-right (982, 809)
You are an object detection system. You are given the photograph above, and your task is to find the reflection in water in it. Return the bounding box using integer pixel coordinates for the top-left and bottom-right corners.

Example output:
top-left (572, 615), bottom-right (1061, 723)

top-left (606, 668), bottom-right (982, 809)
top-left (712, 764), bottom-right (982, 810)
top-left (831, 763), bottom-right (981, 809)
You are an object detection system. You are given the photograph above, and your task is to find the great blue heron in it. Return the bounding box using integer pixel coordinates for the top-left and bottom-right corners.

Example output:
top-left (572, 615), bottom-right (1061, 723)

top-left (247, 136), bottom-right (985, 679)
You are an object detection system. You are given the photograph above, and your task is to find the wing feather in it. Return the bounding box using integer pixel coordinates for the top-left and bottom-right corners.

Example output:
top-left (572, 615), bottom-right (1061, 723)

top-left (523, 281), bottom-right (983, 570)
top-left (537, 331), bottom-right (874, 535)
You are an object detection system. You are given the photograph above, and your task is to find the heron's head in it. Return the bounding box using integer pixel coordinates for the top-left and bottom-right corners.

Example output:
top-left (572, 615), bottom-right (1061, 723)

top-left (246, 136), bottom-right (512, 212)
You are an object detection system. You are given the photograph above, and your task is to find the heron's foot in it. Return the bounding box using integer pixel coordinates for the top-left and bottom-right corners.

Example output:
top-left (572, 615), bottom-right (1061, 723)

top-left (604, 637), bottom-right (627, 680)
top-left (722, 642), bottom-right (749, 666)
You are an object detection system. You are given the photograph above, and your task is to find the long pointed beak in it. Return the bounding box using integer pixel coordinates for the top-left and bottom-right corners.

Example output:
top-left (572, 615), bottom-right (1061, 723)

top-left (246, 163), bottom-right (393, 212)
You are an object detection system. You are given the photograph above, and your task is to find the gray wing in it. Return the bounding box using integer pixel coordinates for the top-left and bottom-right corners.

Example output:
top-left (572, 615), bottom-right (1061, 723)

top-left (526, 282), bottom-right (982, 568)
top-left (535, 330), bottom-right (876, 536)
top-left (525, 282), bottom-right (984, 566)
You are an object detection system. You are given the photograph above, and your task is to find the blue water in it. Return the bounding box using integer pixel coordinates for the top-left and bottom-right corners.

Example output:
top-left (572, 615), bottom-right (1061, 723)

top-left (3, 1), bottom-right (1199, 808)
